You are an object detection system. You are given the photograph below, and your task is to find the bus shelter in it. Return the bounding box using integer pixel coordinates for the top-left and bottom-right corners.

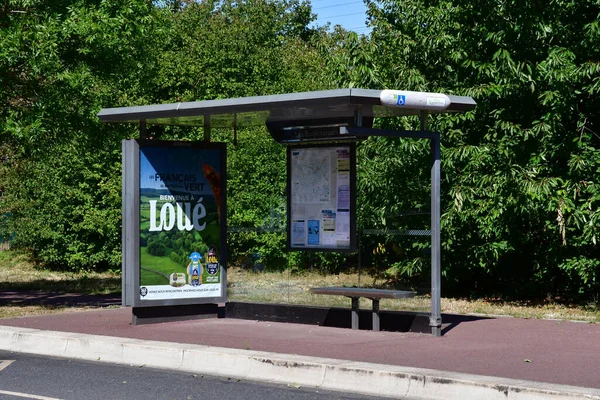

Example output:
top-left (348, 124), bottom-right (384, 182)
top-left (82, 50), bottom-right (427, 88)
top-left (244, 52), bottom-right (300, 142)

top-left (98, 88), bottom-right (476, 336)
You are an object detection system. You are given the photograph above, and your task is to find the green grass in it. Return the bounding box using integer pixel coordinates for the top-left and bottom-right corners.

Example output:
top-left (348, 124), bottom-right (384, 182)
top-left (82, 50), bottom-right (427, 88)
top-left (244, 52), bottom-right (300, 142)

top-left (140, 246), bottom-right (186, 286)
top-left (141, 268), bottom-right (169, 285)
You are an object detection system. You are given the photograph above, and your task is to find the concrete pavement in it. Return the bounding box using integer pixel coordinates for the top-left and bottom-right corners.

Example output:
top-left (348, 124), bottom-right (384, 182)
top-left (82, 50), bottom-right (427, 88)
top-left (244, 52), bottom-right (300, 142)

top-left (0, 304), bottom-right (599, 399)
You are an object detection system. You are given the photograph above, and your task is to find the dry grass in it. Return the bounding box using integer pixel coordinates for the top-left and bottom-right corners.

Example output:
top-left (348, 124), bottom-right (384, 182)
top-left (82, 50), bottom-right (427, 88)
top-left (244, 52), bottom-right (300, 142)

top-left (0, 250), bottom-right (120, 318)
top-left (0, 251), bottom-right (120, 295)
top-left (0, 305), bottom-right (97, 319)
top-left (0, 250), bottom-right (598, 322)
top-left (228, 268), bottom-right (600, 323)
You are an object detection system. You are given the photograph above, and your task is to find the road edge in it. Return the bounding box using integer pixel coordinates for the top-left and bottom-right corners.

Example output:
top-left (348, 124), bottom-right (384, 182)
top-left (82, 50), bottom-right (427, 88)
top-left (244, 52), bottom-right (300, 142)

top-left (0, 326), bottom-right (598, 400)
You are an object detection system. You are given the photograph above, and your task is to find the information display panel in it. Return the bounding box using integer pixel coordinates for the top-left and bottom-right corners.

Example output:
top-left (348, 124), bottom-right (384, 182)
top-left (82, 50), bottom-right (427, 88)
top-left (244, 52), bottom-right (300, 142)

top-left (136, 140), bottom-right (226, 304)
top-left (287, 143), bottom-right (356, 252)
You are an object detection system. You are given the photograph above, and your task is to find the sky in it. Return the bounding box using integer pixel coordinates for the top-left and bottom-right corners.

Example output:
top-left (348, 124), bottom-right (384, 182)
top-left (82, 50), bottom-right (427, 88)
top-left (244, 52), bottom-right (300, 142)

top-left (309, 0), bottom-right (370, 34)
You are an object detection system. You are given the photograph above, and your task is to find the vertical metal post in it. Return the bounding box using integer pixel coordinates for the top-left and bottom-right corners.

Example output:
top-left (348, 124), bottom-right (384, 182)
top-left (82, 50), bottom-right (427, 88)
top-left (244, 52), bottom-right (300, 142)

top-left (233, 114), bottom-right (238, 147)
top-left (351, 297), bottom-right (359, 330)
top-left (204, 115), bottom-right (211, 142)
top-left (357, 228), bottom-right (361, 288)
top-left (355, 107), bottom-right (363, 128)
top-left (122, 139), bottom-right (140, 309)
top-left (356, 107), bottom-right (362, 289)
top-left (121, 140), bottom-right (128, 307)
top-left (430, 133), bottom-right (442, 336)
top-left (420, 111), bottom-right (428, 131)
top-left (372, 299), bottom-right (380, 332)
top-left (139, 120), bottom-right (147, 140)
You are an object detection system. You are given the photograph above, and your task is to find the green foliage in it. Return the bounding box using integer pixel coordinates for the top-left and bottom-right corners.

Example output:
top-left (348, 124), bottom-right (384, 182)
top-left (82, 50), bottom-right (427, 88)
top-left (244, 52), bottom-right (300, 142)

top-left (315, 28), bottom-right (381, 89)
top-left (147, 241), bottom-right (167, 257)
top-left (3, 0), bottom-right (598, 304)
top-left (0, 0), bottom-right (169, 270)
top-left (223, 127), bottom-right (288, 270)
top-left (363, 0), bottom-right (600, 300)
top-left (145, 0), bottom-right (337, 270)
top-left (0, 0), bottom-right (332, 272)
top-left (151, 0), bottom-right (323, 101)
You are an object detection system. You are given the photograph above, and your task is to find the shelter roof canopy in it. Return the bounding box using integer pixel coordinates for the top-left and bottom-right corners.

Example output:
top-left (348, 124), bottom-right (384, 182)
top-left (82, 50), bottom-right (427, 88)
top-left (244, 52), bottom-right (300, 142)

top-left (97, 88), bottom-right (476, 128)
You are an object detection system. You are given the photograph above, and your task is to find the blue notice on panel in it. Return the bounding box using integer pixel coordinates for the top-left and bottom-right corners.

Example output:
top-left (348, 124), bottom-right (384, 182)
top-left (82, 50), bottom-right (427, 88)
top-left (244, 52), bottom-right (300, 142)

top-left (307, 220), bottom-right (320, 245)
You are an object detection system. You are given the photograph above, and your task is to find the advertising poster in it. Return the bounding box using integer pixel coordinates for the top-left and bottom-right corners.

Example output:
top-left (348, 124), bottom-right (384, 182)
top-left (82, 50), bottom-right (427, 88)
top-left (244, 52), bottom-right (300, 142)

top-left (288, 144), bottom-right (356, 251)
top-left (138, 143), bottom-right (225, 301)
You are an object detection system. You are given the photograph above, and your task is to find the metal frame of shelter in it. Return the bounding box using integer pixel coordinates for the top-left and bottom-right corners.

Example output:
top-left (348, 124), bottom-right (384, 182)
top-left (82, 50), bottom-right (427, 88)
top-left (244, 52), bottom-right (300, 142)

top-left (98, 88), bottom-right (476, 337)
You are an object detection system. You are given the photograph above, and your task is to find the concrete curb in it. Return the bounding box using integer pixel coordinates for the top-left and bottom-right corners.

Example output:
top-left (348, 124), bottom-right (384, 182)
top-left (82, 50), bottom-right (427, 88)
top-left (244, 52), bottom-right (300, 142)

top-left (0, 326), bottom-right (598, 400)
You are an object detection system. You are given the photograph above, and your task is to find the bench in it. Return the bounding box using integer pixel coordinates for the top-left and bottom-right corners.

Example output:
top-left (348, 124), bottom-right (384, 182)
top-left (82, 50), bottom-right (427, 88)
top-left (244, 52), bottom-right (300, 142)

top-left (309, 286), bottom-right (416, 331)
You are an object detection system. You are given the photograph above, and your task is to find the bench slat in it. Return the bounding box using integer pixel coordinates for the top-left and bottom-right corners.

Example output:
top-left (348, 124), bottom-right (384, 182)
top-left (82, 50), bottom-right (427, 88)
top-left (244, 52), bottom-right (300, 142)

top-left (309, 286), bottom-right (415, 299)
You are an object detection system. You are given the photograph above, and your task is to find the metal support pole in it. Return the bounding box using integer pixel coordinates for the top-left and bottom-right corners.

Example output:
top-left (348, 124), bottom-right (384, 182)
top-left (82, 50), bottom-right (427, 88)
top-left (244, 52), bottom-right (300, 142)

top-left (233, 114), bottom-right (238, 147)
top-left (358, 228), bottom-right (361, 288)
top-left (121, 140), bottom-right (129, 306)
top-left (139, 120), bottom-right (147, 139)
top-left (354, 107), bottom-right (363, 127)
top-left (372, 298), bottom-right (380, 332)
top-left (420, 111), bottom-right (428, 131)
top-left (351, 297), bottom-right (359, 330)
top-left (203, 115), bottom-right (211, 142)
top-left (430, 133), bottom-right (442, 336)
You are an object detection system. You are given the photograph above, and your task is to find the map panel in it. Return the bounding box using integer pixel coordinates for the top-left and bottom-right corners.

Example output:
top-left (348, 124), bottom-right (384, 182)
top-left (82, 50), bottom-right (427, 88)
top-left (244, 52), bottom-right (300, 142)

top-left (291, 149), bottom-right (331, 203)
top-left (288, 145), bottom-right (355, 251)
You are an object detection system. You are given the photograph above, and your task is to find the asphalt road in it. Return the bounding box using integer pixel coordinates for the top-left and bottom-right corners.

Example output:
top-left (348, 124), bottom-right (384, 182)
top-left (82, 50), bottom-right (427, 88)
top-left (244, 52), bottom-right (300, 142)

top-left (0, 351), bottom-right (392, 400)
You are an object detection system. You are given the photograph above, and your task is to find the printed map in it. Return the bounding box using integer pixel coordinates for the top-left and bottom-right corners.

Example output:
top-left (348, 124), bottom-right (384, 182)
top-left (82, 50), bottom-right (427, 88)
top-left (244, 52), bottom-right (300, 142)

top-left (291, 149), bottom-right (331, 203)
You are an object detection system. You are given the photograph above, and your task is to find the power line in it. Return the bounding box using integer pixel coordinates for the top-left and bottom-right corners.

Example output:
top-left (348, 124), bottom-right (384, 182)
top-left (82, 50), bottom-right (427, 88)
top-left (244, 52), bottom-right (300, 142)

top-left (349, 26), bottom-right (370, 31)
top-left (315, 11), bottom-right (365, 21)
top-left (312, 1), bottom-right (364, 11)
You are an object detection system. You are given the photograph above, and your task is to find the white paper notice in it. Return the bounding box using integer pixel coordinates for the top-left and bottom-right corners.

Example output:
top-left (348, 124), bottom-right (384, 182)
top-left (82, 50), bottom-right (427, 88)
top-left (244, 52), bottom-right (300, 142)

top-left (335, 211), bottom-right (350, 241)
top-left (321, 209), bottom-right (336, 246)
top-left (336, 171), bottom-right (350, 210)
top-left (291, 219), bottom-right (306, 246)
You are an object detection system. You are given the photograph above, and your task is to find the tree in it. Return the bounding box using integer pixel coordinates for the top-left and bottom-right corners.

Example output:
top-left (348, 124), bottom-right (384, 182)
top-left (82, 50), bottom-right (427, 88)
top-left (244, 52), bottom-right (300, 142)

top-left (0, 0), bottom-right (170, 269)
top-left (0, 0), bottom-right (336, 271)
top-left (150, 0), bottom-right (321, 102)
top-left (362, 0), bottom-right (600, 299)
top-left (148, 0), bottom-right (340, 270)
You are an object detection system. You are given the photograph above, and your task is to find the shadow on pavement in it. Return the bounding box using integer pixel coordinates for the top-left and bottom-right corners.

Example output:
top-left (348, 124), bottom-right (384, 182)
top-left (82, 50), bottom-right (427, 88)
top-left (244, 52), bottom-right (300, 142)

top-left (441, 313), bottom-right (493, 335)
top-left (0, 291), bottom-right (121, 307)
top-left (0, 292), bottom-right (491, 335)
top-left (225, 302), bottom-right (493, 334)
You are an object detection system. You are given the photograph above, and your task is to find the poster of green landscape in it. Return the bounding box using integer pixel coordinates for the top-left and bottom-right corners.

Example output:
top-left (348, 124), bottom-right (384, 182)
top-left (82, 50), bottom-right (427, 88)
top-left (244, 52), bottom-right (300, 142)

top-left (138, 143), bottom-right (225, 301)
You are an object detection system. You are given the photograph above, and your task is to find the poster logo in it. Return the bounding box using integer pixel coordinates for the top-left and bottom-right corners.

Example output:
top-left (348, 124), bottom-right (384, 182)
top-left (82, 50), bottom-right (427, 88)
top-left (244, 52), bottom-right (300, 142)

top-left (148, 199), bottom-right (206, 232)
top-left (205, 245), bottom-right (219, 276)
top-left (396, 95), bottom-right (406, 106)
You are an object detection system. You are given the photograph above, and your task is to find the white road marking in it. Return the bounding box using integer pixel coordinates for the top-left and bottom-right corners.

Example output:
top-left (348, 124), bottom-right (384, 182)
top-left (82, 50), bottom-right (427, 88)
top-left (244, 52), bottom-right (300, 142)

top-left (0, 390), bottom-right (64, 400)
top-left (1, 361), bottom-right (64, 399)
top-left (0, 359), bottom-right (15, 371)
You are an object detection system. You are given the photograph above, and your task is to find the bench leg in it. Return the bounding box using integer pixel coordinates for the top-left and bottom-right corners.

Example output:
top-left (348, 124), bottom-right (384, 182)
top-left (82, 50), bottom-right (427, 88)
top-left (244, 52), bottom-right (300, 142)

top-left (372, 299), bottom-right (380, 331)
top-left (351, 297), bottom-right (359, 330)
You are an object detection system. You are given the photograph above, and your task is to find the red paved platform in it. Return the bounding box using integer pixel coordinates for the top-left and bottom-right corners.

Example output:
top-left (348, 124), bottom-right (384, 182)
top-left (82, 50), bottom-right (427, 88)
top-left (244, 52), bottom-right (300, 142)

top-left (1, 306), bottom-right (599, 389)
